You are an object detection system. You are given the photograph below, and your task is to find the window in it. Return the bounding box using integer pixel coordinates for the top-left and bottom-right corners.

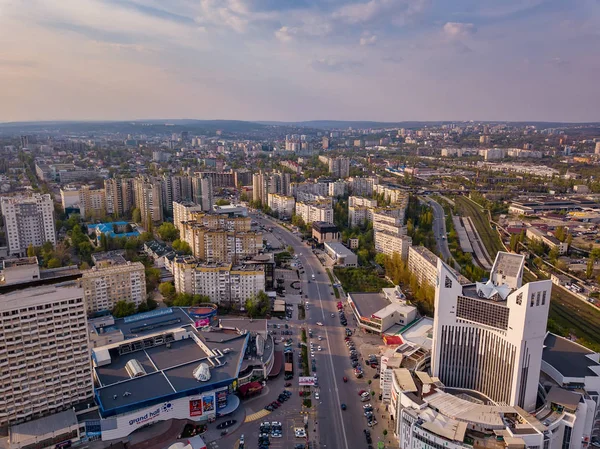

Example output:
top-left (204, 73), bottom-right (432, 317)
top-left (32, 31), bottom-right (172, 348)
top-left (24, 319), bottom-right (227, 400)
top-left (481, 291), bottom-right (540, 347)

top-left (444, 276), bottom-right (452, 288)
top-left (542, 290), bottom-right (546, 305)
top-left (516, 293), bottom-right (523, 305)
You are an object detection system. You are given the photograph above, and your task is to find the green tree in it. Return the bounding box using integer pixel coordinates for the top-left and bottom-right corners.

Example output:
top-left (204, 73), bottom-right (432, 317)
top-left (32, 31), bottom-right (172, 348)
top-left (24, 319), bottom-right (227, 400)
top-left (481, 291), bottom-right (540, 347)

top-left (137, 301), bottom-right (149, 313)
top-left (586, 258), bottom-right (594, 279)
top-left (159, 282), bottom-right (176, 301)
top-left (113, 300), bottom-right (136, 318)
top-left (47, 258), bottom-right (61, 268)
top-left (173, 293), bottom-right (193, 306)
top-left (374, 253), bottom-right (387, 266)
top-left (172, 239), bottom-right (192, 254)
top-left (79, 261), bottom-right (90, 270)
top-left (132, 208), bottom-right (142, 224)
top-left (146, 267), bottom-right (161, 292)
top-left (157, 222), bottom-right (179, 242)
top-left (245, 290), bottom-right (270, 318)
top-left (27, 244), bottom-right (36, 257)
top-left (215, 199), bottom-right (230, 206)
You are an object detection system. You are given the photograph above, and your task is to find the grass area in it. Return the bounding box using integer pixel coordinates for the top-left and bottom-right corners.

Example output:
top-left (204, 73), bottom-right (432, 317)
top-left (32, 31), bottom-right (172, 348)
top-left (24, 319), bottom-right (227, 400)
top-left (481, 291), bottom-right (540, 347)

top-left (326, 268), bottom-right (340, 298)
top-left (298, 304), bottom-right (306, 320)
top-left (454, 196), bottom-right (505, 258)
top-left (300, 328), bottom-right (309, 376)
top-left (334, 267), bottom-right (393, 293)
top-left (549, 286), bottom-right (600, 351)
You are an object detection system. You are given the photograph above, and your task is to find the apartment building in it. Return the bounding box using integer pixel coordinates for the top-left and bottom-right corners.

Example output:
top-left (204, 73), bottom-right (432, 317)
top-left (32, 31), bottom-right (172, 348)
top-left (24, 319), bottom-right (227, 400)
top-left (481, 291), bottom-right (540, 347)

top-left (372, 207), bottom-right (405, 234)
top-left (104, 178), bottom-right (134, 217)
top-left (348, 176), bottom-right (378, 196)
top-left (173, 201), bottom-right (204, 235)
top-left (328, 180), bottom-right (347, 197)
top-left (0, 283), bottom-right (93, 426)
top-left (374, 230), bottom-right (412, 260)
top-left (252, 171), bottom-right (291, 205)
top-left (373, 184), bottom-right (408, 205)
top-left (191, 174), bottom-right (213, 212)
top-left (173, 258), bottom-right (265, 306)
top-left (134, 176), bottom-right (163, 226)
top-left (526, 226), bottom-right (569, 255)
top-left (295, 201), bottom-right (334, 224)
top-left (1, 194), bottom-right (56, 257)
top-left (407, 245), bottom-right (441, 289)
top-left (180, 224), bottom-right (262, 263)
top-left (267, 193), bottom-right (295, 219)
top-left (79, 186), bottom-right (106, 218)
top-left (80, 260), bottom-right (146, 315)
top-left (181, 213), bottom-right (251, 234)
top-left (161, 174), bottom-right (193, 215)
top-left (348, 196), bottom-right (378, 208)
top-left (348, 205), bottom-right (370, 228)
top-left (60, 186), bottom-right (80, 212)
top-left (319, 156), bottom-right (350, 178)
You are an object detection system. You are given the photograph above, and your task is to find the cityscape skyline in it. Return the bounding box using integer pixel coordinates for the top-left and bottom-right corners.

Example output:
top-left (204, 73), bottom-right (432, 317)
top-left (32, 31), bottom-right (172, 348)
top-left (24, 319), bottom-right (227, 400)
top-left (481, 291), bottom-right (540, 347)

top-left (1, 0), bottom-right (599, 122)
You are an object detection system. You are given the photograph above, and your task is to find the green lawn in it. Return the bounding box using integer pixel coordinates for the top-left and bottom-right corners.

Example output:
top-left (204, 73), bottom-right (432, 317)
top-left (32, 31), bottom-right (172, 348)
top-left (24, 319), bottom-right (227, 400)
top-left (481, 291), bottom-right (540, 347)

top-left (334, 267), bottom-right (393, 293)
top-left (454, 196), bottom-right (505, 257)
top-left (549, 286), bottom-right (600, 351)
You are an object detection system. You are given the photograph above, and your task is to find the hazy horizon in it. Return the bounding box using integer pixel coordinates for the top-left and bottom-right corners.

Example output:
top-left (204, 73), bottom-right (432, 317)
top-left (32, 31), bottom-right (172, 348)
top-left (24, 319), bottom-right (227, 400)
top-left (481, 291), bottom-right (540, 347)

top-left (1, 0), bottom-right (599, 123)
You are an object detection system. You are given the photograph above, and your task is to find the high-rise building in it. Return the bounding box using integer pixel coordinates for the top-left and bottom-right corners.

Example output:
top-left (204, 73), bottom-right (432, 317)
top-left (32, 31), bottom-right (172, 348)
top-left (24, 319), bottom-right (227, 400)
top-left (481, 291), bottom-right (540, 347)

top-left (1, 194), bottom-right (56, 257)
top-left (252, 171), bottom-right (290, 205)
top-left (192, 174), bottom-right (214, 212)
top-left (0, 283), bottom-right (93, 425)
top-left (78, 185), bottom-right (106, 218)
top-left (173, 201), bottom-right (204, 235)
top-left (328, 156), bottom-right (350, 178)
top-left (348, 176), bottom-right (378, 196)
top-left (180, 226), bottom-right (262, 263)
top-left (374, 230), bottom-right (412, 260)
top-left (134, 177), bottom-right (163, 226)
top-left (267, 194), bottom-right (295, 219)
top-left (295, 201), bottom-right (334, 224)
top-left (595, 141), bottom-right (600, 155)
top-left (104, 178), bottom-right (134, 217)
top-left (432, 252), bottom-right (552, 410)
top-left (80, 258), bottom-right (146, 315)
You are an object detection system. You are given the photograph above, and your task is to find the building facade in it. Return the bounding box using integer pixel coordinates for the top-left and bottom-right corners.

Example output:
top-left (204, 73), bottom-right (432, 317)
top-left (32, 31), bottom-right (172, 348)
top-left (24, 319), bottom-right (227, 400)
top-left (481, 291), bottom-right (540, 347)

top-left (432, 253), bottom-right (552, 410)
top-left (374, 230), bottom-right (412, 260)
top-left (295, 201), bottom-right (334, 224)
top-left (0, 283), bottom-right (93, 426)
top-left (79, 186), bottom-right (106, 219)
top-left (267, 194), bottom-right (295, 219)
top-left (1, 194), bottom-right (56, 257)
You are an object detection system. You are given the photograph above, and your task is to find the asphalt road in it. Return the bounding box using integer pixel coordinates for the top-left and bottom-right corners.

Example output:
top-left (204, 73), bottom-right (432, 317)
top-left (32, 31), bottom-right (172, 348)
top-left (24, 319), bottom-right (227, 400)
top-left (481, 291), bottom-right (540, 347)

top-left (425, 197), bottom-right (454, 265)
top-left (253, 214), bottom-right (374, 449)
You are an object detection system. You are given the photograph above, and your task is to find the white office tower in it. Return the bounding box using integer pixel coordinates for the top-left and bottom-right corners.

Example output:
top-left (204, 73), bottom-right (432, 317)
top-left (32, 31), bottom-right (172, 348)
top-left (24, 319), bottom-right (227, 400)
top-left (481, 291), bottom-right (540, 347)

top-left (432, 252), bottom-right (552, 411)
top-left (0, 283), bottom-right (93, 425)
top-left (1, 194), bottom-right (56, 257)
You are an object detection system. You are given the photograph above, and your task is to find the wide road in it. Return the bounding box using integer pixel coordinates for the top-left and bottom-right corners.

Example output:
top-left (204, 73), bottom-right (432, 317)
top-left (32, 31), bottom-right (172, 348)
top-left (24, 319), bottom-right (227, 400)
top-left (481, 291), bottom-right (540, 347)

top-left (424, 197), bottom-right (454, 265)
top-left (252, 213), bottom-right (371, 449)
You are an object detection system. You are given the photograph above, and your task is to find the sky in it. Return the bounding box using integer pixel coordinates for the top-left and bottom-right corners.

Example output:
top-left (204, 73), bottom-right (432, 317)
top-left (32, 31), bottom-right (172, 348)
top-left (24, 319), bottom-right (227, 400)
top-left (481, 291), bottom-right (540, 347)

top-left (0, 0), bottom-right (599, 123)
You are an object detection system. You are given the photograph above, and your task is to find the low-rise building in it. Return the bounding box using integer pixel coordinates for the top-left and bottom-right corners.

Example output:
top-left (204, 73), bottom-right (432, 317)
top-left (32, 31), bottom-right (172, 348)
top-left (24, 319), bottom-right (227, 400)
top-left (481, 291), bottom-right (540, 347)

top-left (311, 222), bottom-right (340, 244)
top-left (324, 242), bottom-right (358, 267)
top-left (526, 226), bottom-right (569, 255)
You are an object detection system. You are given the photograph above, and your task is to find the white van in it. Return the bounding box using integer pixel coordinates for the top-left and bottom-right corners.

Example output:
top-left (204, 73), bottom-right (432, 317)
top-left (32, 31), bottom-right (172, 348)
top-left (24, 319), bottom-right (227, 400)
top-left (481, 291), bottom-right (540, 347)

top-left (311, 274), bottom-right (315, 280)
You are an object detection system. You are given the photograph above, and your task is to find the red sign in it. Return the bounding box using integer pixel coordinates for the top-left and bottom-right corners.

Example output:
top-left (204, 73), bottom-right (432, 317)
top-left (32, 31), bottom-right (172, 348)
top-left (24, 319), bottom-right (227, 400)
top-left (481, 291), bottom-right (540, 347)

top-left (189, 399), bottom-right (203, 417)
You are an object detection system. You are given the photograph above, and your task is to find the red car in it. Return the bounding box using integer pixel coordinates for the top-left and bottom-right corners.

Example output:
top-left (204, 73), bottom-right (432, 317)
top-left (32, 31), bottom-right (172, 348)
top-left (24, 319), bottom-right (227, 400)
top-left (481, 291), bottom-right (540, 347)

top-left (358, 390), bottom-right (366, 396)
top-left (284, 382), bottom-right (292, 387)
top-left (343, 376), bottom-right (348, 383)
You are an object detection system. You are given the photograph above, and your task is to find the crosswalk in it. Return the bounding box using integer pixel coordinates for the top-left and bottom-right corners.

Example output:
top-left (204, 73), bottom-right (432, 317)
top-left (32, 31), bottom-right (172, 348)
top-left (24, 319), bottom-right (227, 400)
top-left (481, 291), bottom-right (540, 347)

top-left (245, 408), bottom-right (271, 422)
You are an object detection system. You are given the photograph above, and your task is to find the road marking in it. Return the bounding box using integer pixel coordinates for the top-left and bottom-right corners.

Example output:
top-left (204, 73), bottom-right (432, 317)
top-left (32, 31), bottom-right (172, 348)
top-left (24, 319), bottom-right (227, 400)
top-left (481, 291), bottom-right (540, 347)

top-left (245, 409), bottom-right (271, 422)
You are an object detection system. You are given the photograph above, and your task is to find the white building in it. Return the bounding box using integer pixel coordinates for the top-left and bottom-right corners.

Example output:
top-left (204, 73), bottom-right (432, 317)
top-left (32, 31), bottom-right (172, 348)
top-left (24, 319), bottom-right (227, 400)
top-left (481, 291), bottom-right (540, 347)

top-left (526, 226), bottom-right (569, 255)
top-left (324, 242), bottom-right (358, 267)
top-left (1, 194), bottom-right (56, 257)
top-left (348, 176), bottom-right (378, 196)
top-left (328, 180), bottom-right (347, 197)
top-left (60, 186), bottom-right (80, 211)
top-left (407, 245), bottom-right (441, 288)
top-left (348, 205), bottom-right (370, 228)
top-left (432, 252), bottom-right (552, 411)
top-left (78, 185), bottom-right (106, 218)
top-left (267, 193), bottom-right (295, 219)
top-left (295, 201), bottom-right (334, 224)
top-left (0, 283), bottom-right (93, 426)
top-left (348, 196), bottom-right (378, 208)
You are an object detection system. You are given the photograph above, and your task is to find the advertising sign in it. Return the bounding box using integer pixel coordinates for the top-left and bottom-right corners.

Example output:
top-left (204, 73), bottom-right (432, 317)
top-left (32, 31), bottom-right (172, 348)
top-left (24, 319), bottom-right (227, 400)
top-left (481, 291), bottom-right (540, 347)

top-left (128, 402), bottom-right (173, 427)
top-left (195, 318), bottom-right (210, 328)
top-left (202, 395), bottom-right (214, 413)
top-left (216, 389), bottom-right (228, 410)
top-left (189, 398), bottom-right (203, 417)
top-left (298, 376), bottom-right (317, 386)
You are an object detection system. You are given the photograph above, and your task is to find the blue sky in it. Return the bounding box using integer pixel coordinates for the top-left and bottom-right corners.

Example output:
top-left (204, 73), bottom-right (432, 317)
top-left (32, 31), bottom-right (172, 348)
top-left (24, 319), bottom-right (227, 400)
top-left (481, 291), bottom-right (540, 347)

top-left (0, 0), bottom-right (598, 122)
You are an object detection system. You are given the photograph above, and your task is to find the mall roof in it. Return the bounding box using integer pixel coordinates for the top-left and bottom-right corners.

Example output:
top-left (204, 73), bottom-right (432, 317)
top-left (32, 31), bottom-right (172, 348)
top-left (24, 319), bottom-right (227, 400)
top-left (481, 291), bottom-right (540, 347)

top-left (542, 333), bottom-right (600, 378)
top-left (95, 329), bottom-right (247, 416)
top-left (109, 307), bottom-right (196, 338)
top-left (9, 409), bottom-right (78, 446)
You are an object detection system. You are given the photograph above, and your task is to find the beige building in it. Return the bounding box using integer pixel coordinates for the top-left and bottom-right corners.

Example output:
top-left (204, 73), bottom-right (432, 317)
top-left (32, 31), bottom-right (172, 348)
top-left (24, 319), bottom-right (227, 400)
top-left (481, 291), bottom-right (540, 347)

top-left (134, 176), bottom-right (163, 226)
top-left (267, 193), bottom-right (295, 219)
top-left (375, 230), bottom-right (412, 260)
top-left (80, 260), bottom-right (146, 314)
top-left (0, 283), bottom-right (93, 426)
top-left (295, 200), bottom-right (334, 224)
top-left (104, 178), bottom-right (134, 217)
top-left (372, 207), bottom-right (406, 234)
top-left (173, 201), bottom-right (204, 234)
top-left (60, 186), bottom-right (80, 211)
top-left (373, 185), bottom-right (408, 205)
top-left (348, 196), bottom-right (378, 208)
top-left (348, 176), bottom-right (378, 196)
top-left (407, 245), bottom-right (441, 288)
top-left (173, 258), bottom-right (265, 306)
top-left (79, 185), bottom-right (106, 218)
top-left (348, 205), bottom-right (370, 228)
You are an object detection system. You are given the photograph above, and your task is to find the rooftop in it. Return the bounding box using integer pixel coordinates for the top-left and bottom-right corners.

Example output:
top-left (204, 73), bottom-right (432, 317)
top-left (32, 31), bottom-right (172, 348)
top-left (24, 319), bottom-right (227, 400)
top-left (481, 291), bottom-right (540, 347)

top-left (312, 221), bottom-right (339, 232)
top-left (542, 333), bottom-right (600, 379)
top-left (219, 318), bottom-right (268, 334)
top-left (493, 252), bottom-right (524, 279)
top-left (324, 242), bottom-right (354, 256)
top-left (109, 307), bottom-right (196, 339)
top-left (9, 409), bottom-right (78, 445)
top-left (349, 292), bottom-right (389, 318)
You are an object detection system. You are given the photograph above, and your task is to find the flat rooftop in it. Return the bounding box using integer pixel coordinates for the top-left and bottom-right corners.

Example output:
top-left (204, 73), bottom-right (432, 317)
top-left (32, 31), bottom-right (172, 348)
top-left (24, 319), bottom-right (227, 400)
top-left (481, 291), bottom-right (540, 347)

top-left (110, 307), bottom-right (196, 338)
top-left (95, 329), bottom-right (247, 413)
top-left (349, 292), bottom-right (389, 318)
top-left (493, 252), bottom-right (524, 278)
top-left (219, 318), bottom-right (267, 334)
top-left (542, 333), bottom-right (600, 378)
top-left (325, 242), bottom-right (354, 256)
top-left (9, 409), bottom-right (77, 445)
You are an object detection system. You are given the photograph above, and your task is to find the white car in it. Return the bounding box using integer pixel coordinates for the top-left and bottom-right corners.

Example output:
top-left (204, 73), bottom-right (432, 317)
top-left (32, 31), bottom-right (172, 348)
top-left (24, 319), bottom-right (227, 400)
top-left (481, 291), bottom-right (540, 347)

top-left (316, 322), bottom-right (323, 326)
top-left (314, 391), bottom-right (320, 400)
top-left (318, 336), bottom-right (323, 341)
top-left (294, 428), bottom-right (307, 438)
top-left (318, 346), bottom-right (322, 351)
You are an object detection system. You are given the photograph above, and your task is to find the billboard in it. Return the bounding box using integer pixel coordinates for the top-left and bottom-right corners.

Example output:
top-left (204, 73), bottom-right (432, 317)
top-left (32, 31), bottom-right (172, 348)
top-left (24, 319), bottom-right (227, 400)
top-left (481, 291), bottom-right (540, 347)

top-left (298, 376), bottom-right (317, 386)
top-left (194, 318), bottom-right (211, 328)
top-left (202, 395), bottom-right (214, 413)
top-left (189, 398), bottom-right (203, 417)
top-left (216, 389), bottom-right (228, 411)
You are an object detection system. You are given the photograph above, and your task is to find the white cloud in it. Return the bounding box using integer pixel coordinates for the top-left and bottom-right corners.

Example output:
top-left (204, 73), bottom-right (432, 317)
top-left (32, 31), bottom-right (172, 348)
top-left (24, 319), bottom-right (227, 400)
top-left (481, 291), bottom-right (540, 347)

top-left (274, 13), bottom-right (332, 42)
top-left (332, 0), bottom-right (430, 25)
top-left (360, 33), bottom-right (377, 46)
top-left (443, 22), bottom-right (476, 39)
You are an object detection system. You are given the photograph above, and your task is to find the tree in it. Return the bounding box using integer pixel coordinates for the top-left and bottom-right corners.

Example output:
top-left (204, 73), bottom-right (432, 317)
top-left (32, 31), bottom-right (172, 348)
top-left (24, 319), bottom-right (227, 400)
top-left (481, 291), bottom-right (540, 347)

top-left (159, 282), bottom-right (176, 301)
top-left (286, 245), bottom-right (295, 255)
top-left (245, 290), bottom-right (270, 318)
top-left (586, 258), bottom-right (594, 279)
top-left (173, 293), bottom-right (193, 307)
top-left (113, 300), bottom-right (136, 318)
top-left (137, 301), bottom-right (149, 313)
top-left (157, 222), bottom-right (179, 242)
top-left (215, 199), bottom-right (230, 206)
top-left (374, 253), bottom-right (387, 266)
top-left (146, 267), bottom-right (161, 292)
top-left (47, 258), bottom-right (61, 269)
top-left (172, 239), bottom-right (192, 254)
top-left (27, 244), bottom-right (36, 257)
top-left (132, 208), bottom-right (142, 224)
top-left (79, 261), bottom-right (90, 270)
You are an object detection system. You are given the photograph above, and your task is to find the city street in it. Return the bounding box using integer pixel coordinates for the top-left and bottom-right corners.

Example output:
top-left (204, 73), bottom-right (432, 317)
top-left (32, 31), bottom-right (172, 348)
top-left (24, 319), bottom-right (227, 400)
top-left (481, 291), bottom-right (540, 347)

top-left (253, 213), bottom-right (384, 449)
top-left (425, 197), bottom-right (455, 267)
